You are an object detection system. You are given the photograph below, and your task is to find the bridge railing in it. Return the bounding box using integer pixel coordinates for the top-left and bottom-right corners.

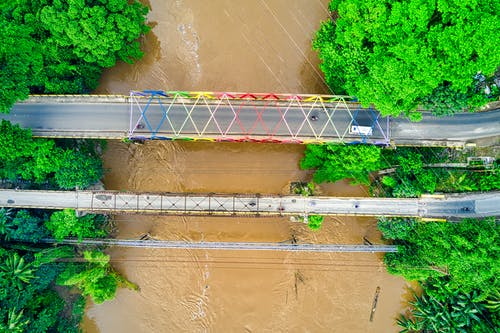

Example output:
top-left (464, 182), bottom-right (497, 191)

top-left (128, 90), bottom-right (391, 145)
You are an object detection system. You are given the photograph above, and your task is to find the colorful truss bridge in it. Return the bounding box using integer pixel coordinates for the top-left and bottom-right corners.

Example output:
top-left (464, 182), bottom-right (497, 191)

top-left (129, 90), bottom-right (391, 145)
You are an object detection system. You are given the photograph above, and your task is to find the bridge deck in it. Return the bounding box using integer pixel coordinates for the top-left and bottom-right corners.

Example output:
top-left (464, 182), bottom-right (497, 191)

top-left (3, 93), bottom-right (498, 145)
top-left (1, 189), bottom-right (498, 219)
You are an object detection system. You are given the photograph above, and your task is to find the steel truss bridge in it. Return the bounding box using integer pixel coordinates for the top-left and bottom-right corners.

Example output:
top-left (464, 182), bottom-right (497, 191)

top-left (128, 90), bottom-right (390, 145)
top-left (1, 189), bottom-right (498, 219)
top-left (4, 91), bottom-right (499, 146)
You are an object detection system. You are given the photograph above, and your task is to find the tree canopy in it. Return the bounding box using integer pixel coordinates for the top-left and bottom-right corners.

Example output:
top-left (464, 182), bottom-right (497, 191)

top-left (45, 209), bottom-right (107, 241)
top-left (0, 120), bottom-right (103, 189)
top-left (314, 0), bottom-right (500, 117)
top-left (380, 217), bottom-right (500, 331)
top-left (397, 277), bottom-right (499, 332)
top-left (0, 248), bottom-right (84, 332)
top-left (57, 250), bottom-right (138, 304)
top-left (300, 144), bottom-right (381, 184)
top-left (0, 0), bottom-right (150, 113)
top-left (0, 207), bottom-right (135, 329)
top-left (379, 217), bottom-right (500, 298)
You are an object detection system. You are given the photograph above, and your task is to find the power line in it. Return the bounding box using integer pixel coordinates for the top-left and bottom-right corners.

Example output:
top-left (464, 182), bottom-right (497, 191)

top-left (39, 238), bottom-right (397, 253)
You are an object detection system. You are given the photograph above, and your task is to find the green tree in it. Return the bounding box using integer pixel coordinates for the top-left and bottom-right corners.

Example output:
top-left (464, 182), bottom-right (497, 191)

top-left (0, 120), bottom-right (36, 180)
top-left (0, 208), bottom-right (15, 241)
top-left (307, 215), bottom-right (324, 230)
top-left (378, 217), bottom-right (417, 240)
top-left (0, 309), bottom-right (30, 333)
top-left (398, 278), bottom-right (497, 333)
top-left (45, 209), bottom-right (107, 242)
top-left (7, 210), bottom-right (49, 243)
top-left (40, 0), bottom-right (150, 68)
top-left (314, 0), bottom-right (500, 117)
top-left (0, 120), bottom-right (104, 189)
top-left (0, 252), bottom-right (35, 290)
top-left (381, 217), bottom-right (500, 298)
top-left (0, 19), bottom-right (35, 113)
top-left (57, 250), bottom-right (138, 304)
top-left (0, 247), bottom-right (84, 333)
top-left (0, 0), bottom-right (150, 113)
top-left (300, 144), bottom-right (381, 184)
top-left (54, 149), bottom-right (103, 189)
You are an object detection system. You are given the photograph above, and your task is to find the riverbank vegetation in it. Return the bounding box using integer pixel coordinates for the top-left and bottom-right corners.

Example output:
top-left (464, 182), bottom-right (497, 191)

top-left (372, 147), bottom-right (499, 197)
top-left (0, 0), bottom-right (150, 113)
top-left (0, 120), bottom-right (104, 190)
top-left (300, 144), bottom-right (381, 184)
top-left (314, 0), bottom-right (500, 117)
top-left (0, 207), bottom-right (136, 331)
top-left (300, 144), bottom-right (499, 197)
top-left (0, 1), bottom-right (150, 329)
top-left (300, 143), bottom-right (499, 330)
top-left (379, 217), bottom-right (500, 331)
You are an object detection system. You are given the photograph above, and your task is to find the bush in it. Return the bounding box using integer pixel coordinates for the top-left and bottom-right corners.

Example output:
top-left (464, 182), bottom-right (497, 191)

top-left (307, 215), bottom-right (324, 230)
top-left (381, 176), bottom-right (397, 188)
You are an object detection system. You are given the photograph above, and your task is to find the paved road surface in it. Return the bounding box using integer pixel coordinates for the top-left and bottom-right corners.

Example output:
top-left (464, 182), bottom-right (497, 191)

top-left (1, 189), bottom-right (498, 219)
top-left (2, 96), bottom-right (499, 145)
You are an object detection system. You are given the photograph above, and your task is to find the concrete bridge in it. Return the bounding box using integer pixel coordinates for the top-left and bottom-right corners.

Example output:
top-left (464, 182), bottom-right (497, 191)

top-left (1, 189), bottom-right (498, 219)
top-left (2, 93), bottom-right (499, 146)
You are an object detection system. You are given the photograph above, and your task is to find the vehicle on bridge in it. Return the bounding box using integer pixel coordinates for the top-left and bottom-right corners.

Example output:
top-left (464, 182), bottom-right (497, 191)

top-left (349, 125), bottom-right (373, 136)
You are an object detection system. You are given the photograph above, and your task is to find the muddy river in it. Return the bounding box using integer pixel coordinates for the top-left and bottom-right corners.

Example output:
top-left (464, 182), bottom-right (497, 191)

top-left (85, 1), bottom-right (409, 332)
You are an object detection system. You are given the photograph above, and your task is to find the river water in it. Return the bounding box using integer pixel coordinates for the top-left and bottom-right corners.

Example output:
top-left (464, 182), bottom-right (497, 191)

top-left (85, 1), bottom-right (409, 332)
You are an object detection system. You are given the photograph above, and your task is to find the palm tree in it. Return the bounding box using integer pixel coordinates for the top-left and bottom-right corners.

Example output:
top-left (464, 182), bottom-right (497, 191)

top-left (0, 309), bottom-right (29, 333)
top-left (399, 290), bottom-right (491, 333)
top-left (396, 314), bottom-right (421, 332)
top-left (0, 252), bottom-right (35, 289)
top-left (486, 290), bottom-right (500, 312)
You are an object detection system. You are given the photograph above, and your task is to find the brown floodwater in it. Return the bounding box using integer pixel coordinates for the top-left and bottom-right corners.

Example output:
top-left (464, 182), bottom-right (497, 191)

top-left (84, 0), bottom-right (410, 332)
top-left (95, 0), bottom-right (331, 95)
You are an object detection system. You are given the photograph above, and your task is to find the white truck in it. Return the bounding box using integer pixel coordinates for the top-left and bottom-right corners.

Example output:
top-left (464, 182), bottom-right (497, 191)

top-left (349, 125), bottom-right (373, 136)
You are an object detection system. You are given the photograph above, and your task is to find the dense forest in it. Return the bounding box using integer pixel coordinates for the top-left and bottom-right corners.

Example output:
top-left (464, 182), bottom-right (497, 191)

top-left (379, 217), bottom-right (500, 332)
top-left (0, 207), bottom-right (137, 332)
top-left (314, 0), bottom-right (500, 118)
top-left (301, 144), bottom-right (499, 196)
top-left (0, 120), bottom-right (103, 189)
top-left (0, 0), bottom-right (150, 113)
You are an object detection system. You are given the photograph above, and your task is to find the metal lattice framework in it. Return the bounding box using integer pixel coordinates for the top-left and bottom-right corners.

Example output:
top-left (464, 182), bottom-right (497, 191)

top-left (129, 90), bottom-right (390, 145)
top-left (91, 192), bottom-right (270, 216)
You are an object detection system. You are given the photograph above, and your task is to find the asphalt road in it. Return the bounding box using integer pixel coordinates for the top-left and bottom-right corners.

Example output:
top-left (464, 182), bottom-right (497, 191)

top-left (3, 96), bottom-right (499, 144)
top-left (1, 189), bottom-right (498, 219)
